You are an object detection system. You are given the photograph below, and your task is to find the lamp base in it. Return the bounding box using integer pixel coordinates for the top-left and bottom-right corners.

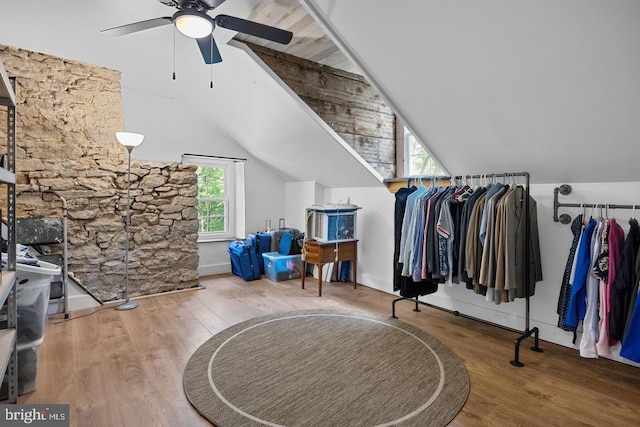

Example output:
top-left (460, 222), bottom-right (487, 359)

top-left (115, 299), bottom-right (139, 311)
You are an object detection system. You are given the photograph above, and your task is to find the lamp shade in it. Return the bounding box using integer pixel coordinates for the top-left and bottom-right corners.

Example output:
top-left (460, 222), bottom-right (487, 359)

top-left (174, 10), bottom-right (214, 39)
top-left (116, 132), bottom-right (144, 148)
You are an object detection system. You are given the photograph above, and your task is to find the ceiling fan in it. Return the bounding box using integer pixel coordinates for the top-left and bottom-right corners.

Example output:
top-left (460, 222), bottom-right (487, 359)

top-left (101, 0), bottom-right (294, 64)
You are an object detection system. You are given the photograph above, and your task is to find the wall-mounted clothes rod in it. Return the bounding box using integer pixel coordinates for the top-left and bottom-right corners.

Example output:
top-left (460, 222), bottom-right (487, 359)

top-left (553, 184), bottom-right (638, 224)
top-left (453, 171), bottom-right (530, 180)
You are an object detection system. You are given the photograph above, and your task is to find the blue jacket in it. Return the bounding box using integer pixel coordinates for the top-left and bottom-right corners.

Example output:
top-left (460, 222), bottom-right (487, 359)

top-left (620, 295), bottom-right (640, 362)
top-left (565, 218), bottom-right (597, 328)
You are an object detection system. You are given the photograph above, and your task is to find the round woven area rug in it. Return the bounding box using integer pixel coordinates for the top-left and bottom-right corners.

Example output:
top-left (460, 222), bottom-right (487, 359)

top-left (183, 309), bottom-right (469, 427)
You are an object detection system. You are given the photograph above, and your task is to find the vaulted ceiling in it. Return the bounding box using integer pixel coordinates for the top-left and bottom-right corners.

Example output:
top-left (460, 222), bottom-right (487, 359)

top-left (302, 0), bottom-right (640, 183)
top-left (1, 0), bottom-right (639, 185)
top-left (0, 0), bottom-right (380, 188)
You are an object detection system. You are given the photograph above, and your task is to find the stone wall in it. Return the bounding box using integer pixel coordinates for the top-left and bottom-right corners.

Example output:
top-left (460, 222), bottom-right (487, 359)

top-left (247, 43), bottom-right (397, 178)
top-left (0, 45), bottom-right (199, 302)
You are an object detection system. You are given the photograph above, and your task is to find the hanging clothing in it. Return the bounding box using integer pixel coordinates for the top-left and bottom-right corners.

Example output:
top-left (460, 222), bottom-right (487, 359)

top-left (479, 185), bottom-right (508, 303)
top-left (393, 179), bottom-right (542, 304)
top-left (393, 186), bottom-right (416, 292)
top-left (466, 192), bottom-right (488, 294)
top-left (459, 187), bottom-right (487, 288)
top-left (580, 219), bottom-right (603, 358)
top-left (620, 221), bottom-right (640, 362)
top-left (449, 195), bottom-right (466, 284)
top-left (557, 214), bottom-right (584, 332)
top-left (393, 186), bottom-right (438, 298)
top-left (605, 218), bottom-right (625, 346)
top-left (479, 182), bottom-right (505, 249)
top-left (411, 187), bottom-right (439, 282)
top-left (595, 219), bottom-right (612, 356)
top-left (623, 245), bottom-right (640, 338)
top-left (565, 218), bottom-right (597, 328)
top-left (620, 295), bottom-right (640, 362)
top-left (503, 186), bottom-right (543, 299)
top-left (437, 193), bottom-right (455, 283)
top-left (398, 186), bottom-right (427, 275)
top-left (425, 187), bottom-right (450, 281)
top-left (609, 218), bottom-right (640, 342)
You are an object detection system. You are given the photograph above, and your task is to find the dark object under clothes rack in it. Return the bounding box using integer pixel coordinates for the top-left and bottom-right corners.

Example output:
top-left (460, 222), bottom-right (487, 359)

top-left (389, 171), bottom-right (543, 367)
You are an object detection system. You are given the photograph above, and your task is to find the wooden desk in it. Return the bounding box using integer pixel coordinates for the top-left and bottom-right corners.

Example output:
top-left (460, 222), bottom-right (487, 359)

top-left (301, 240), bottom-right (357, 297)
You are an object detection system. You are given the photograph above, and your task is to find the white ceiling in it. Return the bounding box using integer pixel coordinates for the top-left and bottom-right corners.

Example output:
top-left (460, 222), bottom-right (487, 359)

top-left (0, 0), bottom-right (381, 188)
top-left (304, 0), bottom-right (640, 184)
top-left (2, 0), bottom-right (639, 185)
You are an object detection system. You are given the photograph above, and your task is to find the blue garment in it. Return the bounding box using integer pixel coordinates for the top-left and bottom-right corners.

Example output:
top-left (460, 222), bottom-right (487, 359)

top-left (398, 186), bottom-right (427, 270)
top-left (557, 214), bottom-right (584, 331)
top-left (411, 187), bottom-right (438, 282)
top-left (478, 183), bottom-right (504, 247)
top-left (565, 218), bottom-right (597, 328)
top-left (620, 294), bottom-right (640, 362)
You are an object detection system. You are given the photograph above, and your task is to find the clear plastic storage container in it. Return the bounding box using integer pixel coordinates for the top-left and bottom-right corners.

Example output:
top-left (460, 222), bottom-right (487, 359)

top-left (262, 252), bottom-right (302, 282)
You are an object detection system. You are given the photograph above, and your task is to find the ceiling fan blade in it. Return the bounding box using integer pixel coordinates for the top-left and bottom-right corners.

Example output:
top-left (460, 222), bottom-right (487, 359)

top-left (196, 36), bottom-right (223, 64)
top-left (101, 17), bottom-right (173, 37)
top-left (214, 14), bottom-right (293, 45)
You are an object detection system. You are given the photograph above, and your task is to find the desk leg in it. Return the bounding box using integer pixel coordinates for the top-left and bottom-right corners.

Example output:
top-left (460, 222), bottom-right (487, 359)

top-left (301, 261), bottom-right (306, 290)
top-left (353, 255), bottom-right (357, 289)
top-left (318, 264), bottom-right (323, 297)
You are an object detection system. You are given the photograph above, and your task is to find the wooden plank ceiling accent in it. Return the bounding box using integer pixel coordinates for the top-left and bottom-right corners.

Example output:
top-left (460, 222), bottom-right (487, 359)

top-left (233, 0), bottom-right (360, 75)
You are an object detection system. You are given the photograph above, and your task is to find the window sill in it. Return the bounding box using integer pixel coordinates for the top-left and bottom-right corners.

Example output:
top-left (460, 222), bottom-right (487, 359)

top-left (197, 236), bottom-right (237, 244)
top-left (383, 176), bottom-right (450, 193)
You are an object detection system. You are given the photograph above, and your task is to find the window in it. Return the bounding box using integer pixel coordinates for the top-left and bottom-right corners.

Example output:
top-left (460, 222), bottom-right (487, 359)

top-left (404, 126), bottom-right (445, 176)
top-left (182, 155), bottom-right (245, 241)
top-left (196, 165), bottom-right (227, 234)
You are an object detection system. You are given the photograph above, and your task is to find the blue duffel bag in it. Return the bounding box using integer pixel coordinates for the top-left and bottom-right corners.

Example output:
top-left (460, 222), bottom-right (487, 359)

top-left (228, 239), bottom-right (261, 281)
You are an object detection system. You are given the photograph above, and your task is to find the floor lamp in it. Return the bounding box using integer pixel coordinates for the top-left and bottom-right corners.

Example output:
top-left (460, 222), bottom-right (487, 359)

top-left (115, 132), bottom-right (144, 311)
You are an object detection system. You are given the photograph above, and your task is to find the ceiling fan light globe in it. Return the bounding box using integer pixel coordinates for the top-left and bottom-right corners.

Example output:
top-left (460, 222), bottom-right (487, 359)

top-left (175, 13), bottom-right (213, 38)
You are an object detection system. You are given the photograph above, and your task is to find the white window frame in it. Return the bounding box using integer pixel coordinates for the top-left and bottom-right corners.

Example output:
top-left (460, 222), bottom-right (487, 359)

top-left (403, 126), bottom-right (446, 177)
top-left (182, 154), bottom-right (245, 242)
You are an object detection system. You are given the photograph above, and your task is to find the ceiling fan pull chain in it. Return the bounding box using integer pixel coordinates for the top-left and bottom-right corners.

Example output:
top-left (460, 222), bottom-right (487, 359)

top-left (172, 26), bottom-right (177, 80)
top-left (210, 35), bottom-right (214, 89)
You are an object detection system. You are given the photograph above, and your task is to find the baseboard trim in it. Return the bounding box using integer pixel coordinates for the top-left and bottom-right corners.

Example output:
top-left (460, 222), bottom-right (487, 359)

top-left (199, 263), bottom-right (231, 276)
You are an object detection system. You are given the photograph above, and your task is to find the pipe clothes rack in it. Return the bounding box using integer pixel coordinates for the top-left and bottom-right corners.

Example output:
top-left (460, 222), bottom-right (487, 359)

top-left (554, 184), bottom-right (638, 224)
top-left (391, 171), bottom-right (543, 367)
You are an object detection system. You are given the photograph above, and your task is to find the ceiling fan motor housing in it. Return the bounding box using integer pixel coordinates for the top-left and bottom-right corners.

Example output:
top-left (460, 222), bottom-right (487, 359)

top-left (157, 0), bottom-right (223, 10)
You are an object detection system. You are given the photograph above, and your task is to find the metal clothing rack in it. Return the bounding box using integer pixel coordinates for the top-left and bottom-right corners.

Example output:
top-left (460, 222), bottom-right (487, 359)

top-left (391, 171), bottom-right (543, 367)
top-left (553, 184), bottom-right (638, 224)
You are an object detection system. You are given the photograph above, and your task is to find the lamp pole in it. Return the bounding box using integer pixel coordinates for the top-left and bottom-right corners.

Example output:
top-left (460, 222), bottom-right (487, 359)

top-left (115, 132), bottom-right (144, 311)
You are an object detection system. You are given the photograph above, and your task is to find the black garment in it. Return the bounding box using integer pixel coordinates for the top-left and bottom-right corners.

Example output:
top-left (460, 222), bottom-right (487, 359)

top-left (557, 214), bottom-right (583, 332)
top-left (449, 197), bottom-right (464, 284)
top-left (458, 187), bottom-right (487, 289)
top-left (393, 186), bottom-right (416, 292)
top-left (609, 218), bottom-right (640, 341)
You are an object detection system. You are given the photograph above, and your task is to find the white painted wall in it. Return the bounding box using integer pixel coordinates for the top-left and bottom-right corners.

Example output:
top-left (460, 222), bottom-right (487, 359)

top-left (304, 0), bottom-right (640, 184)
top-left (325, 181), bottom-right (640, 368)
top-left (284, 182), bottom-right (325, 232)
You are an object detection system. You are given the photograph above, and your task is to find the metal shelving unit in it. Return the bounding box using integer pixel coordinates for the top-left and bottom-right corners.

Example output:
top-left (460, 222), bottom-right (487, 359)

top-left (0, 56), bottom-right (18, 403)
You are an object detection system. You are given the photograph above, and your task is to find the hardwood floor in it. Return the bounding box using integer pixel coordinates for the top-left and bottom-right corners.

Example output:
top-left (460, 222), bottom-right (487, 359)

top-left (19, 274), bottom-right (640, 426)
